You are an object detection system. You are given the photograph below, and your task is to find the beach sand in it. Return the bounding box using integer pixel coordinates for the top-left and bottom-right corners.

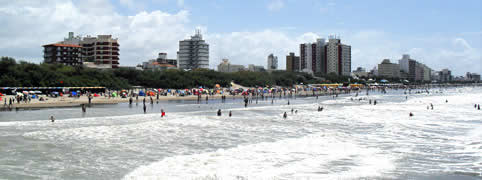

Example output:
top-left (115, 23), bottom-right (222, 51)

top-left (1, 94), bottom-right (240, 109)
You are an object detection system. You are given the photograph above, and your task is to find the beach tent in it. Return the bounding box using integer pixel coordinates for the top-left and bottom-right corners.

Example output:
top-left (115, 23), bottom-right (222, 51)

top-left (112, 92), bottom-right (117, 97)
top-left (138, 91), bottom-right (145, 96)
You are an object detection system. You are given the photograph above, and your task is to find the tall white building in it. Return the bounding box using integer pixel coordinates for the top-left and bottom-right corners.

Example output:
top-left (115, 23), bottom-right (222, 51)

top-left (325, 36), bottom-right (351, 76)
top-left (267, 54), bottom-right (278, 71)
top-left (299, 38), bottom-right (326, 74)
top-left (178, 30), bottom-right (209, 70)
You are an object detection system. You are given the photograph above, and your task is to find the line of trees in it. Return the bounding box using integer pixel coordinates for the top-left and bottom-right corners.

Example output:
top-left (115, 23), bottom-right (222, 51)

top-left (0, 57), bottom-right (356, 89)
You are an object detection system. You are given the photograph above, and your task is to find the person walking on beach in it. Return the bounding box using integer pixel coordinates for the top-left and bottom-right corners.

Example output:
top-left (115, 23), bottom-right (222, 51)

top-left (129, 97), bottom-right (133, 105)
top-left (150, 97), bottom-right (153, 104)
top-left (143, 98), bottom-right (146, 105)
top-left (50, 116), bottom-right (55, 123)
top-left (143, 104), bottom-right (146, 113)
top-left (161, 109), bottom-right (165, 117)
top-left (81, 104), bottom-right (86, 113)
top-left (244, 98), bottom-right (248, 108)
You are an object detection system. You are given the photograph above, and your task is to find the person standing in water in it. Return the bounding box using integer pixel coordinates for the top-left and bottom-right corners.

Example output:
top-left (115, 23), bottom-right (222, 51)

top-left (291, 108), bottom-right (294, 114)
top-left (409, 112), bottom-right (414, 117)
top-left (287, 100), bottom-right (290, 105)
top-left (217, 109), bottom-right (222, 116)
top-left (161, 109), bottom-right (165, 117)
top-left (81, 104), bottom-right (86, 113)
top-left (283, 112), bottom-right (287, 119)
top-left (229, 111), bottom-right (232, 117)
top-left (129, 97), bottom-right (133, 105)
top-left (446, 99), bottom-right (448, 103)
top-left (143, 104), bottom-right (147, 113)
top-left (50, 116), bottom-right (55, 123)
top-left (430, 103), bottom-right (434, 110)
top-left (295, 110), bottom-right (298, 114)
top-left (478, 104), bottom-right (480, 110)
top-left (374, 100), bottom-right (377, 105)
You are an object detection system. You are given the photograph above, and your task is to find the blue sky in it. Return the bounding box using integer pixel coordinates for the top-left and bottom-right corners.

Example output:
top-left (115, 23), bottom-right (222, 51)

top-left (0, 0), bottom-right (480, 75)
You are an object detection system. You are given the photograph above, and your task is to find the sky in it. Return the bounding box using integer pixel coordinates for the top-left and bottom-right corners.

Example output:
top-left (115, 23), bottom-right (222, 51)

top-left (0, 0), bottom-right (480, 75)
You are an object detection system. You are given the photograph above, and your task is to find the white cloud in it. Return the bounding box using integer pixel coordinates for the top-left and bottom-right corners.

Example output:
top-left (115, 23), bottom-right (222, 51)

top-left (267, 0), bottom-right (284, 12)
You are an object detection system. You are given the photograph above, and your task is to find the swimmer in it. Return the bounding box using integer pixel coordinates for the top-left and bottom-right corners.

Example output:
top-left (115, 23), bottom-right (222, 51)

top-left (291, 108), bottom-right (294, 114)
top-left (217, 109), bottom-right (222, 116)
top-left (445, 99), bottom-right (448, 103)
top-left (295, 110), bottom-right (298, 114)
top-left (409, 112), bottom-right (413, 117)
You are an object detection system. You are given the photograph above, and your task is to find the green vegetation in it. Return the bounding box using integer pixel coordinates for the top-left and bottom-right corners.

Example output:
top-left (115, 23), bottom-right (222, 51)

top-left (0, 57), bottom-right (355, 89)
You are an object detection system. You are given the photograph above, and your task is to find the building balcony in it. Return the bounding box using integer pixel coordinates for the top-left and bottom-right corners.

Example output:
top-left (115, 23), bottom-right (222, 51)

top-left (112, 43), bottom-right (119, 46)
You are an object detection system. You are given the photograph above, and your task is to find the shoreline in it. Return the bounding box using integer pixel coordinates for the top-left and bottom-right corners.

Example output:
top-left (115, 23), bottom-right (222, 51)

top-left (0, 91), bottom-right (348, 110)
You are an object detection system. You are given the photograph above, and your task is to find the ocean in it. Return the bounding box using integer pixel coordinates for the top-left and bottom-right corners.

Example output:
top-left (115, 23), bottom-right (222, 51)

top-left (0, 87), bottom-right (481, 180)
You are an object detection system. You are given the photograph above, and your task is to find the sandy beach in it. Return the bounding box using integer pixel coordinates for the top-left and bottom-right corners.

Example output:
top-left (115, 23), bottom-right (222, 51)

top-left (1, 94), bottom-right (244, 109)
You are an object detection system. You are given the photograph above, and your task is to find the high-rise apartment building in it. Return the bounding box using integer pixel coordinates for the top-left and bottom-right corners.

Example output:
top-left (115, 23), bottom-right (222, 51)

top-left (178, 30), bottom-right (209, 70)
top-left (325, 36), bottom-right (351, 76)
top-left (286, 52), bottom-right (300, 72)
top-left (43, 43), bottom-right (82, 66)
top-left (267, 54), bottom-right (278, 71)
top-left (299, 38), bottom-right (326, 74)
top-left (80, 35), bottom-right (120, 68)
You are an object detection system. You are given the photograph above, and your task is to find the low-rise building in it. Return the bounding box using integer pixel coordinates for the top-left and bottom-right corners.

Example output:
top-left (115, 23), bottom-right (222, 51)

top-left (141, 53), bottom-right (177, 71)
top-left (248, 64), bottom-right (265, 72)
top-left (377, 59), bottom-right (400, 78)
top-left (352, 67), bottom-right (368, 78)
top-left (217, 59), bottom-right (246, 72)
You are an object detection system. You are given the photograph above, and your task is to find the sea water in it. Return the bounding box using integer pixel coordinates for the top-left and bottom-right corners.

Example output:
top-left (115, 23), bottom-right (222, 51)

top-left (0, 87), bottom-right (481, 179)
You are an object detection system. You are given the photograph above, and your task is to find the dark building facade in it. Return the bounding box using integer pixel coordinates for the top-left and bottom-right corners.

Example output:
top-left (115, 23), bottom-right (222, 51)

top-left (286, 52), bottom-right (300, 72)
top-left (43, 44), bottom-right (82, 66)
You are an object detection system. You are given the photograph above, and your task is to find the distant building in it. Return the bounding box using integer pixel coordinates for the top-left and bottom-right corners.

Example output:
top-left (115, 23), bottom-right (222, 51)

top-left (325, 36), bottom-right (351, 76)
top-left (178, 30), bottom-right (209, 70)
top-left (80, 34), bottom-right (120, 68)
top-left (43, 32), bottom-right (119, 68)
top-left (399, 54), bottom-right (416, 81)
top-left (439, 68), bottom-right (452, 82)
top-left (267, 54), bottom-right (278, 71)
top-left (300, 38), bottom-right (326, 74)
top-left (43, 43), bottom-right (82, 66)
top-left (286, 52), bottom-right (300, 72)
top-left (248, 64), bottom-right (265, 72)
top-left (141, 53), bottom-right (178, 71)
top-left (217, 59), bottom-right (245, 72)
top-left (377, 59), bottom-right (400, 78)
top-left (352, 67), bottom-right (368, 78)
top-left (466, 72), bottom-right (480, 81)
